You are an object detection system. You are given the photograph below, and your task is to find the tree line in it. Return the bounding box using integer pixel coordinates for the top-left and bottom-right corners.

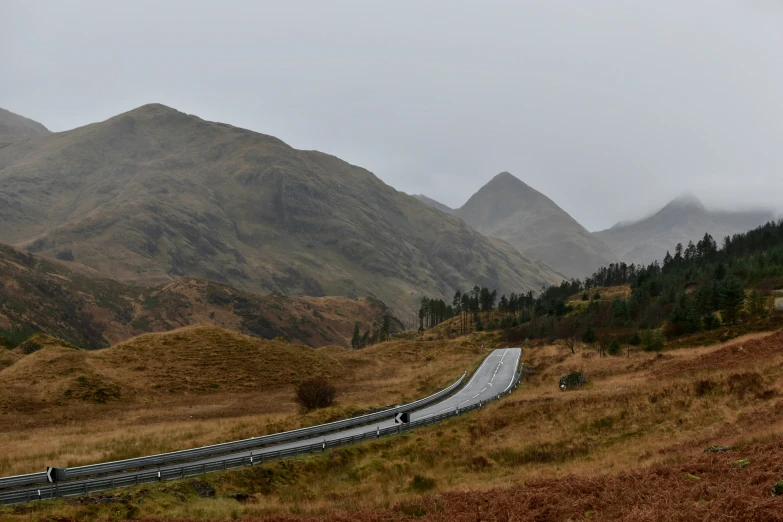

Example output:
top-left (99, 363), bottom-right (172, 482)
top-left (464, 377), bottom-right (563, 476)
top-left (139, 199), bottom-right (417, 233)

top-left (415, 219), bottom-right (783, 347)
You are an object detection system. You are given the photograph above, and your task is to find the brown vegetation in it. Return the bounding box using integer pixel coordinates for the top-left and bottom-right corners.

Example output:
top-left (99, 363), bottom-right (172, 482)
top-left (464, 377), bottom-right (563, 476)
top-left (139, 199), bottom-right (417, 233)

top-left (3, 330), bottom-right (783, 521)
top-left (295, 377), bottom-right (338, 410)
top-left (0, 325), bottom-right (487, 477)
top-left (0, 242), bottom-right (401, 348)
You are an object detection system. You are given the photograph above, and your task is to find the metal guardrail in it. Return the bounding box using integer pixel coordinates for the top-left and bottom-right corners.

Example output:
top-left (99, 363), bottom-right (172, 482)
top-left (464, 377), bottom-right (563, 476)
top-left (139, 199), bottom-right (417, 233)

top-left (0, 371), bottom-right (467, 491)
top-left (0, 364), bottom-right (523, 506)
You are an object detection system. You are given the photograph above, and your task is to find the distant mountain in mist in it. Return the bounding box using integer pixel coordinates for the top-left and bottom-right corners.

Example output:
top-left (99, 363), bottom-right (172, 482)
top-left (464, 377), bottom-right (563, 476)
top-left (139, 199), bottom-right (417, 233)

top-left (412, 194), bottom-right (455, 215)
top-left (593, 193), bottom-right (776, 266)
top-left (441, 172), bottom-right (618, 278)
top-left (0, 108), bottom-right (50, 146)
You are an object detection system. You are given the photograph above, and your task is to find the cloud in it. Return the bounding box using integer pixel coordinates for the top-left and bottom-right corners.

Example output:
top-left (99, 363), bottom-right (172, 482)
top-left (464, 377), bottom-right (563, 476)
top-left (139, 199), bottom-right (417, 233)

top-left (2, 0), bottom-right (781, 229)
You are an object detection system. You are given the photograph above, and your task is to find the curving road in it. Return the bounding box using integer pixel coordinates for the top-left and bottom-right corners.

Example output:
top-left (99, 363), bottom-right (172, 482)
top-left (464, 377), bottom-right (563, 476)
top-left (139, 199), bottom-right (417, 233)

top-left (121, 347), bottom-right (520, 469)
top-left (0, 348), bottom-right (521, 503)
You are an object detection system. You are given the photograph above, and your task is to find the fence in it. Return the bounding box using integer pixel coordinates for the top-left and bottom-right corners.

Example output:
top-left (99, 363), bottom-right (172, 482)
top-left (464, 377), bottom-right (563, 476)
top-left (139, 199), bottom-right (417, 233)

top-left (0, 371), bottom-right (467, 491)
top-left (0, 364), bottom-right (523, 506)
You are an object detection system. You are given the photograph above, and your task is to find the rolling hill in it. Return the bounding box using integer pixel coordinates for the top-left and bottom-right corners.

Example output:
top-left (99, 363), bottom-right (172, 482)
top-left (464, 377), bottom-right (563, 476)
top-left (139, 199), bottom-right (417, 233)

top-left (451, 172), bottom-right (617, 278)
top-left (0, 104), bottom-right (562, 315)
top-left (0, 242), bottom-right (401, 349)
top-left (593, 193), bottom-right (775, 266)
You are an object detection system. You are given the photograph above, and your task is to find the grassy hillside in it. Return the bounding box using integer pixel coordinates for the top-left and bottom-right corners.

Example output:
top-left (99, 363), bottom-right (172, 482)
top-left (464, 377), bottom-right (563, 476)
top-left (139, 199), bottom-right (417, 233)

top-left (0, 242), bottom-right (401, 348)
top-left (0, 325), bottom-right (490, 478)
top-left (0, 104), bottom-right (562, 315)
top-left (5, 330), bottom-right (783, 521)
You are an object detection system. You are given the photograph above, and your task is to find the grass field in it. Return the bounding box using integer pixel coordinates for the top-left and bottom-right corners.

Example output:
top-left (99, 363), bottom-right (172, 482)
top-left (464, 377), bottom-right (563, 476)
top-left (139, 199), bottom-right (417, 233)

top-left (3, 328), bottom-right (783, 520)
top-left (0, 325), bottom-right (491, 478)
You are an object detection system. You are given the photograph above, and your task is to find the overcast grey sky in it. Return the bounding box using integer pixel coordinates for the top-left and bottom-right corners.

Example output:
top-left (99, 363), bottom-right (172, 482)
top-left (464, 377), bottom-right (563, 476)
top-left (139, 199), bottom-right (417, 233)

top-left (2, 1), bottom-right (782, 230)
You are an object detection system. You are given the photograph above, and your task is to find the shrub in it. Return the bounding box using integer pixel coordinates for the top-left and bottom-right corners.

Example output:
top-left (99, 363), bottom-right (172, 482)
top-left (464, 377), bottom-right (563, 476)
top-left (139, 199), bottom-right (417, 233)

top-left (629, 331), bottom-right (642, 346)
top-left (703, 313), bottom-right (721, 330)
top-left (641, 329), bottom-right (665, 352)
top-left (693, 379), bottom-right (716, 397)
top-left (607, 339), bottom-right (622, 356)
top-left (559, 370), bottom-right (587, 390)
top-left (410, 475), bottom-right (436, 492)
top-left (581, 325), bottom-right (596, 344)
top-left (295, 377), bottom-right (338, 410)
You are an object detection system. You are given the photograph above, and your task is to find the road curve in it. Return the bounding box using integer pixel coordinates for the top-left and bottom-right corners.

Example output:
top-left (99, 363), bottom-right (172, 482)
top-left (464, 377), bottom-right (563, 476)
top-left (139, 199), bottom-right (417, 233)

top-left (0, 348), bottom-right (521, 503)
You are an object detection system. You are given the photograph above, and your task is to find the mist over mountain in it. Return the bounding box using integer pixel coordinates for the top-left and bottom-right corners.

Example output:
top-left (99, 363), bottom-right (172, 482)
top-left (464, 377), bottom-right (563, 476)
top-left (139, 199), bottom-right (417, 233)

top-left (593, 193), bottom-right (776, 266)
top-left (419, 172), bottom-right (618, 278)
top-left (0, 104), bottom-right (562, 314)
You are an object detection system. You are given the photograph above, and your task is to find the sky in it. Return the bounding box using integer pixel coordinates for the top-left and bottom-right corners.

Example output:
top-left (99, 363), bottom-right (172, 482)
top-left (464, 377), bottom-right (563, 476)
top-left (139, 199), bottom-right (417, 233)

top-left (2, 1), bottom-right (782, 231)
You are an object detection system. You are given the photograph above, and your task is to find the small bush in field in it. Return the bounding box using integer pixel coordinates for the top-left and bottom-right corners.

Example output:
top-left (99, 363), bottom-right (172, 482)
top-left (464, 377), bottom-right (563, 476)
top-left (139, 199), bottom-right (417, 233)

top-left (410, 475), bottom-right (436, 492)
top-left (295, 377), bottom-right (338, 410)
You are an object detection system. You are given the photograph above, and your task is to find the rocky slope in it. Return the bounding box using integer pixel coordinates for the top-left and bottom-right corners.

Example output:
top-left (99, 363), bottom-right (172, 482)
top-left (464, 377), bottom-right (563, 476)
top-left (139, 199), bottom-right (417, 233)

top-left (0, 105), bottom-right (563, 314)
top-left (0, 242), bottom-right (401, 349)
top-left (593, 194), bottom-right (775, 266)
top-left (451, 172), bottom-right (617, 278)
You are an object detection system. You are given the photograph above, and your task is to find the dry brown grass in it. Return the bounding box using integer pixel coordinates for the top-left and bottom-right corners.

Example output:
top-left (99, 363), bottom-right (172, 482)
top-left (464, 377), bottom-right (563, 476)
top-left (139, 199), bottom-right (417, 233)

top-left (4, 329), bottom-right (783, 521)
top-left (0, 325), bottom-right (487, 477)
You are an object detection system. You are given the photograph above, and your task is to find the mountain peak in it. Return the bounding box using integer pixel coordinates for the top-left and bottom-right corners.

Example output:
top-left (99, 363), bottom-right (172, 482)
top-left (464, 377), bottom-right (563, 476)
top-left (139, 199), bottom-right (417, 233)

top-left (455, 172), bottom-right (618, 277)
top-left (664, 192), bottom-right (706, 212)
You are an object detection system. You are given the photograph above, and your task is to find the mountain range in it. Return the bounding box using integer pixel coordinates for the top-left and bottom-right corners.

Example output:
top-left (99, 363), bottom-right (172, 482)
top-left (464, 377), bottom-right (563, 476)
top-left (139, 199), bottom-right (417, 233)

top-left (0, 104), bottom-right (563, 315)
top-left (593, 194), bottom-right (775, 266)
top-left (414, 173), bottom-right (618, 278)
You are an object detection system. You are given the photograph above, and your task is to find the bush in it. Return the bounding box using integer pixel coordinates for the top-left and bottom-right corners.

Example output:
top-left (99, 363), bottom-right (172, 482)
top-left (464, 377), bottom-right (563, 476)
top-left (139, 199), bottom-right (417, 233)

top-left (559, 370), bottom-right (587, 390)
top-left (295, 377), bottom-right (338, 410)
top-left (703, 313), bottom-right (721, 330)
top-left (629, 331), bottom-right (642, 346)
top-left (607, 339), bottom-right (622, 356)
top-left (581, 325), bottom-right (596, 344)
top-left (641, 329), bottom-right (665, 352)
top-left (693, 379), bottom-right (716, 397)
top-left (410, 475), bottom-right (436, 492)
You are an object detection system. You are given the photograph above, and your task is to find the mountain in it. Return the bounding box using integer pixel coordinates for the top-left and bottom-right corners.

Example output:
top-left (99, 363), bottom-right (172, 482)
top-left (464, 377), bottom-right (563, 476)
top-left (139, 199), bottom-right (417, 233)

top-left (593, 193), bottom-right (776, 266)
top-left (0, 104), bottom-right (562, 314)
top-left (412, 194), bottom-right (455, 215)
top-left (0, 241), bottom-right (401, 349)
top-left (452, 172), bottom-right (618, 278)
top-left (0, 108), bottom-right (50, 146)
